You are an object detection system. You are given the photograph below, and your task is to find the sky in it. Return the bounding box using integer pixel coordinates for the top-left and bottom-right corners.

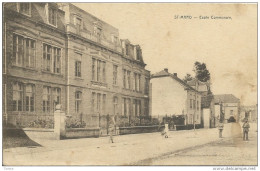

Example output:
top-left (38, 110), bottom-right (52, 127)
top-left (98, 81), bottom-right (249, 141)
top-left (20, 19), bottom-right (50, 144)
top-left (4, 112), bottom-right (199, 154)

top-left (73, 3), bottom-right (257, 106)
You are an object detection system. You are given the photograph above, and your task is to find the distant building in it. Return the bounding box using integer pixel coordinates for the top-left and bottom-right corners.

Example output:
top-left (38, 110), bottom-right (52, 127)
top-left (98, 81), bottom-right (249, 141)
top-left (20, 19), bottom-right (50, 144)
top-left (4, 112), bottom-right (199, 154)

top-left (240, 105), bottom-right (257, 122)
top-left (214, 94), bottom-right (240, 122)
top-left (187, 79), bottom-right (215, 128)
top-left (150, 68), bottom-right (201, 125)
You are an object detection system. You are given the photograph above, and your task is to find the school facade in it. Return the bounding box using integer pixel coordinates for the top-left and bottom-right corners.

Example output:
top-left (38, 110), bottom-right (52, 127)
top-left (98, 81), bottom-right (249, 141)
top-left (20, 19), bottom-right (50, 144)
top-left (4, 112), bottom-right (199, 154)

top-left (3, 3), bottom-right (150, 128)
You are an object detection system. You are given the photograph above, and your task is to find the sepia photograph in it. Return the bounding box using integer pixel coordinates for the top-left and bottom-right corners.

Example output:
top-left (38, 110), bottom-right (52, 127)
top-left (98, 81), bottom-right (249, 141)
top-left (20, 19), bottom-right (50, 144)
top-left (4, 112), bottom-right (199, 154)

top-left (2, 2), bottom-right (258, 167)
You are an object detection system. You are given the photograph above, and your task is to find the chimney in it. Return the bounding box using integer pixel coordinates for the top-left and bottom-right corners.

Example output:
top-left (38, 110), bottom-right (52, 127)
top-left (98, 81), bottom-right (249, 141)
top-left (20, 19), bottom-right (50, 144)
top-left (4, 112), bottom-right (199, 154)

top-left (173, 73), bottom-right (177, 77)
top-left (164, 68), bottom-right (168, 73)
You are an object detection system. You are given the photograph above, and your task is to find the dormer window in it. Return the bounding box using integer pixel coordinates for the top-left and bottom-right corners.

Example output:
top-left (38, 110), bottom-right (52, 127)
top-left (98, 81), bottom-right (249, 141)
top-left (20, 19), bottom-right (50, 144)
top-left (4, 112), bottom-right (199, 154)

top-left (48, 7), bottom-right (57, 26)
top-left (17, 3), bottom-right (31, 16)
top-left (111, 35), bottom-right (118, 44)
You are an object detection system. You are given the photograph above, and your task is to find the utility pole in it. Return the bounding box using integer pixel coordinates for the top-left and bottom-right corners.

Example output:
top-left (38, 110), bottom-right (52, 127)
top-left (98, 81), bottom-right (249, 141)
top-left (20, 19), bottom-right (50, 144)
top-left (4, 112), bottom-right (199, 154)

top-left (193, 91), bottom-right (196, 131)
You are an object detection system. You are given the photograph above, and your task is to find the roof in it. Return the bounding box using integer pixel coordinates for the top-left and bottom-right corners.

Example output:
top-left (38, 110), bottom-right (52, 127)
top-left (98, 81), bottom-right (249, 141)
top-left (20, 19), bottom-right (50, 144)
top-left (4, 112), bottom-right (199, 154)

top-left (214, 94), bottom-right (240, 103)
top-left (151, 69), bottom-right (198, 92)
top-left (201, 95), bottom-right (214, 108)
top-left (187, 79), bottom-right (210, 87)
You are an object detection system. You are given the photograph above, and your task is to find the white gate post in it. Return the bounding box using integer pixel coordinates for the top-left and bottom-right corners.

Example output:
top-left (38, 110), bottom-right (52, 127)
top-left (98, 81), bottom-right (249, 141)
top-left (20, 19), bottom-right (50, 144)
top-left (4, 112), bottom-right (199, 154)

top-left (54, 104), bottom-right (66, 140)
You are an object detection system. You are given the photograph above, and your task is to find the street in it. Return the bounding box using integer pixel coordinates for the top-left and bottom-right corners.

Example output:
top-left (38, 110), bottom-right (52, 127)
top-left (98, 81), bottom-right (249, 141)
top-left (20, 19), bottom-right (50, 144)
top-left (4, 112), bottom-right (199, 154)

top-left (3, 123), bottom-right (257, 166)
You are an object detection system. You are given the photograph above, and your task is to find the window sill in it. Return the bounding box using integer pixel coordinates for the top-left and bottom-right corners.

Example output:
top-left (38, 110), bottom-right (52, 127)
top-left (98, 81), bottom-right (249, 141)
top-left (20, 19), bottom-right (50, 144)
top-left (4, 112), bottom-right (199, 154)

top-left (41, 70), bottom-right (63, 77)
top-left (91, 81), bottom-right (107, 87)
top-left (46, 22), bottom-right (58, 28)
top-left (19, 12), bottom-right (31, 18)
top-left (75, 77), bottom-right (84, 81)
top-left (113, 84), bottom-right (119, 88)
top-left (12, 65), bottom-right (38, 72)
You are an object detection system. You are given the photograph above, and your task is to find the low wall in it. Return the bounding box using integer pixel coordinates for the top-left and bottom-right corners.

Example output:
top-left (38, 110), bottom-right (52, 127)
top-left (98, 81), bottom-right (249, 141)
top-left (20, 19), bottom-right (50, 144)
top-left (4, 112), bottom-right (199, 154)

top-left (23, 128), bottom-right (56, 140)
top-left (119, 125), bottom-right (160, 135)
top-left (64, 128), bottom-right (100, 139)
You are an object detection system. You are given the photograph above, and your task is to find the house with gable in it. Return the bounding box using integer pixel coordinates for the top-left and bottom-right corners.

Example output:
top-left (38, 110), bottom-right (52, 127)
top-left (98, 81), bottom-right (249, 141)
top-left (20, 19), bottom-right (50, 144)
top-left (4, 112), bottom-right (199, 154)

top-left (150, 68), bottom-right (201, 125)
top-left (187, 79), bottom-right (215, 128)
top-left (214, 94), bottom-right (240, 122)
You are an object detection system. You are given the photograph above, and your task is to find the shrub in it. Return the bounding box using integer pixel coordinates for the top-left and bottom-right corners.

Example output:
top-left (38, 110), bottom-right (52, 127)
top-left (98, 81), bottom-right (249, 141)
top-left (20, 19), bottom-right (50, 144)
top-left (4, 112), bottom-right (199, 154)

top-left (65, 117), bottom-right (86, 128)
top-left (228, 116), bottom-right (236, 123)
top-left (27, 119), bottom-right (54, 129)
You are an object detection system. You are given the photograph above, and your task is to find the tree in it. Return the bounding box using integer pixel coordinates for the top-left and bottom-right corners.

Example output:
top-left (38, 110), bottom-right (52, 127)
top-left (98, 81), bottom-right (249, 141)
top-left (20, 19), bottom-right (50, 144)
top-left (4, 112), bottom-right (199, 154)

top-left (193, 61), bottom-right (210, 82)
top-left (183, 73), bottom-right (193, 83)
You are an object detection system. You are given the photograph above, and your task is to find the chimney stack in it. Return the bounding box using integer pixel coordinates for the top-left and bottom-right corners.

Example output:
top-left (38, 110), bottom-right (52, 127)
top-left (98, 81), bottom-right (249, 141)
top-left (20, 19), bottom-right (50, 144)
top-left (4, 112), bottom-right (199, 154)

top-left (173, 73), bottom-right (177, 77)
top-left (164, 68), bottom-right (168, 73)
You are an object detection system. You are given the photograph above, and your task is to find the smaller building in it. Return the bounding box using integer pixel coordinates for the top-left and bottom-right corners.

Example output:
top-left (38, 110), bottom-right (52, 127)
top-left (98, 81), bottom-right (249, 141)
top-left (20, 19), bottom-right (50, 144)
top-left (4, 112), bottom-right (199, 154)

top-left (240, 105), bottom-right (257, 122)
top-left (214, 94), bottom-right (240, 122)
top-left (187, 79), bottom-right (215, 128)
top-left (150, 68), bottom-right (201, 125)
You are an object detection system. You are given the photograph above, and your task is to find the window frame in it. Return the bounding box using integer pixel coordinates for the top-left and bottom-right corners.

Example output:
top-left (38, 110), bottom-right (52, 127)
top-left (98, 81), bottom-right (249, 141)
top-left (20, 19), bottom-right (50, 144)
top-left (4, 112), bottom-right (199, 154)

top-left (42, 86), bottom-right (51, 113)
top-left (42, 43), bottom-right (62, 74)
top-left (13, 33), bottom-right (36, 68)
top-left (25, 84), bottom-right (35, 112)
top-left (12, 82), bottom-right (24, 111)
top-left (75, 61), bottom-right (82, 77)
top-left (17, 3), bottom-right (31, 17)
top-left (53, 87), bottom-right (61, 112)
top-left (48, 6), bottom-right (57, 27)
top-left (75, 91), bottom-right (82, 114)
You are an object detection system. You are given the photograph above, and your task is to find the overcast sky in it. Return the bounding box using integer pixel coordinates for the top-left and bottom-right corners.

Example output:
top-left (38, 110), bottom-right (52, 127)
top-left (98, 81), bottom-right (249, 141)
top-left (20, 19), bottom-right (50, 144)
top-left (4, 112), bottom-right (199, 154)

top-left (73, 3), bottom-right (257, 106)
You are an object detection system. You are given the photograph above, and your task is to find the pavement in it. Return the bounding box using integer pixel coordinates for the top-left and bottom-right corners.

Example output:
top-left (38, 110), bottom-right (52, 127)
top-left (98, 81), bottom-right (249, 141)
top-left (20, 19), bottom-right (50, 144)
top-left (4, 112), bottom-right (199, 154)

top-left (3, 122), bottom-right (257, 166)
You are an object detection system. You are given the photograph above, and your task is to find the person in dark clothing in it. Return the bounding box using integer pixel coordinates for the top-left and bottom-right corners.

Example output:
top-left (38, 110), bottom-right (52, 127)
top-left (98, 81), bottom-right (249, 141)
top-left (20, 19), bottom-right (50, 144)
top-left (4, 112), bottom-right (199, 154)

top-left (242, 119), bottom-right (250, 141)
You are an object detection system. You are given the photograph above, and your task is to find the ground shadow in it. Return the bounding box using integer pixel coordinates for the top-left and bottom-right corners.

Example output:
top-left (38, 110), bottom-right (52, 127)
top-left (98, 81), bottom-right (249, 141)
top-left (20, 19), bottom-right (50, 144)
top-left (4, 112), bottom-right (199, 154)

top-left (3, 123), bottom-right (42, 149)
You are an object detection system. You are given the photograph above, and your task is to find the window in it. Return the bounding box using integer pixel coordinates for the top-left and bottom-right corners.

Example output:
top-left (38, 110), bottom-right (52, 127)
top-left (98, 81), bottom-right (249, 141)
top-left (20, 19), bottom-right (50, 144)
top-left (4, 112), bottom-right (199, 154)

top-left (25, 84), bottom-right (35, 112)
top-left (133, 99), bottom-right (141, 116)
top-left (48, 7), bottom-right (57, 26)
top-left (75, 17), bottom-right (82, 33)
top-left (137, 74), bottom-right (141, 92)
top-left (197, 101), bottom-right (199, 111)
top-left (127, 71), bottom-right (131, 89)
top-left (123, 69), bottom-right (126, 88)
top-left (17, 3), bottom-right (31, 16)
top-left (190, 99), bottom-right (192, 109)
top-left (12, 82), bottom-right (23, 111)
top-left (13, 34), bottom-right (36, 68)
top-left (43, 44), bottom-right (61, 73)
top-left (136, 48), bottom-right (141, 61)
top-left (75, 91), bottom-right (82, 113)
top-left (126, 44), bottom-right (129, 56)
top-left (145, 77), bottom-right (149, 95)
top-left (92, 58), bottom-right (96, 81)
top-left (123, 69), bottom-right (131, 89)
top-left (122, 98), bottom-right (131, 116)
top-left (113, 96), bottom-right (118, 115)
top-left (113, 65), bottom-right (118, 85)
top-left (111, 35), bottom-right (118, 44)
top-left (193, 100), bottom-right (196, 110)
top-left (137, 100), bottom-right (141, 116)
top-left (43, 86), bottom-right (51, 112)
top-left (97, 93), bottom-right (101, 113)
top-left (144, 99), bottom-right (149, 116)
top-left (102, 94), bottom-right (106, 114)
top-left (133, 100), bottom-right (136, 116)
top-left (75, 61), bottom-right (81, 77)
top-left (53, 88), bottom-right (61, 111)
top-left (53, 47), bottom-right (61, 73)
top-left (133, 73), bottom-right (141, 91)
top-left (92, 58), bottom-right (106, 83)
top-left (91, 92), bottom-right (96, 113)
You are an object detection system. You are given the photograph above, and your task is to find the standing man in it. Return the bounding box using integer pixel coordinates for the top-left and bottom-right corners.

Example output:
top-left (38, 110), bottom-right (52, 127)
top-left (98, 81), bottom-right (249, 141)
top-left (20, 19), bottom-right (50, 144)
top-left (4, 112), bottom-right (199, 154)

top-left (242, 119), bottom-right (250, 141)
top-left (218, 122), bottom-right (224, 138)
